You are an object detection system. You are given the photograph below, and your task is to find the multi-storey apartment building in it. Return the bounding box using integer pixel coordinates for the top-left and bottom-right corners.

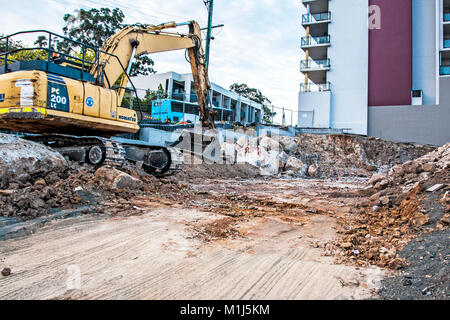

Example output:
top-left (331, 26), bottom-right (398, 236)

top-left (132, 72), bottom-right (263, 124)
top-left (299, 0), bottom-right (450, 145)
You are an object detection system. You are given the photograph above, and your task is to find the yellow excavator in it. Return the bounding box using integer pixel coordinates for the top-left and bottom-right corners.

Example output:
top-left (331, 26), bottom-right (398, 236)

top-left (0, 21), bottom-right (216, 173)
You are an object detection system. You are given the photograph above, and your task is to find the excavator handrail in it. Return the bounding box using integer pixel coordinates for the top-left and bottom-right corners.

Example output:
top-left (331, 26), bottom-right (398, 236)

top-left (0, 30), bottom-right (144, 118)
top-left (1, 30), bottom-right (100, 77)
top-left (0, 30), bottom-right (98, 50)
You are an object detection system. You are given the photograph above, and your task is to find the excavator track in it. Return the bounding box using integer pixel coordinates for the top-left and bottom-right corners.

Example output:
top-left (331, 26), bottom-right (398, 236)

top-left (24, 134), bottom-right (176, 176)
top-left (24, 134), bottom-right (126, 167)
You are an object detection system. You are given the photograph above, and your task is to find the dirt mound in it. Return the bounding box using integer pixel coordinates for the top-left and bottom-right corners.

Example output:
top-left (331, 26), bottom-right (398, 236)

top-left (0, 162), bottom-right (187, 221)
top-left (220, 133), bottom-right (433, 179)
top-left (328, 143), bottom-right (449, 270)
top-left (276, 134), bottom-right (434, 179)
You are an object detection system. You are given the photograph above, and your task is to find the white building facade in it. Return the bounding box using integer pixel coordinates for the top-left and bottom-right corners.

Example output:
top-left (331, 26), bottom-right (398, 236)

top-left (132, 72), bottom-right (263, 124)
top-left (299, 0), bottom-right (450, 145)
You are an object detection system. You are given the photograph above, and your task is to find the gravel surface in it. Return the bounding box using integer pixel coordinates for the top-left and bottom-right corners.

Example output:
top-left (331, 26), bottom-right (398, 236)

top-left (379, 192), bottom-right (450, 300)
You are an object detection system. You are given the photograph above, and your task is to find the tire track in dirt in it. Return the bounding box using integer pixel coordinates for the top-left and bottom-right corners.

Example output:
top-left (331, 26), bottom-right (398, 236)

top-left (0, 206), bottom-right (385, 300)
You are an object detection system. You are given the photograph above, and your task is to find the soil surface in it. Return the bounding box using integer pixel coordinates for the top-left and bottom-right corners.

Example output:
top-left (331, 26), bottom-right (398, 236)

top-left (0, 178), bottom-right (385, 300)
top-left (379, 191), bottom-right (450, 300)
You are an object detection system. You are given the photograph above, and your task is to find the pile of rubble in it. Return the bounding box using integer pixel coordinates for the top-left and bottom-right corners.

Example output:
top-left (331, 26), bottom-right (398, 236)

top-left (329, 143), bottom-right (450, 269)
top-left (0, 162), bottom-right (192, 220)
top-left (221, 134), bottom-right (433, 179)
top-left (0, 133), bottom-right (67, 188)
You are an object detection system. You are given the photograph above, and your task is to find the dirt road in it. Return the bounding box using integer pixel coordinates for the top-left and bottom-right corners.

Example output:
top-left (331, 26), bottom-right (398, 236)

top-left (0, 178), bottom-right (385, 300)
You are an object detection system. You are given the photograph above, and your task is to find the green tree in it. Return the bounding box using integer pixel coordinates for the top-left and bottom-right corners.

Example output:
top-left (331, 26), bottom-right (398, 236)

top-left (0, 35), bottom-right (24, 52)
top-left (35, 8), bottom-right (155, 76)
top-left (62, 8), bottom-right (155, 76)
top-left (1, 34), bottom-right (47, 66)
top-left (230, 83), bottom-right (276, 123)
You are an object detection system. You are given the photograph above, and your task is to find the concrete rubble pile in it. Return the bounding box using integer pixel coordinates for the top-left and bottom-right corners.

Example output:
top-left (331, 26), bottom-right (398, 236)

top-left (221, 134), bottom-right (433, 179)
top-left (329, 143), bottom-right (450, 269)
top-left (0, 133), bottom-right (67, 188)
top-left (0, 134), bottom-right (189, 220)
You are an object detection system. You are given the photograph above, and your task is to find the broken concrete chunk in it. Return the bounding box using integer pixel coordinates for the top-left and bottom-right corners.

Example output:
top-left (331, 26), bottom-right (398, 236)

top-left (307, 164), bottom-right (318, 177)
top-left (94, 166), bottom-right (143, 190)
top-left (0, 133), bottom-right (67, 188)
top-left (259, 136), bottom-right (282, 152)
top-left (235, 136), bottom-right (250, 149)
top-left (285, 157), bottom-right (305, 172)
top-left (368, 174), bottom-right (384, 186)
top-left (426, 184), bottom-right (445, 193)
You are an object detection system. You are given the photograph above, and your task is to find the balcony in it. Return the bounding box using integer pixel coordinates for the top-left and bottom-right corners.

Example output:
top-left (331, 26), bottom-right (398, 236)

top-left (440, 65), bottom-right (450, 75)
top-left (445, 10), bottom-right (450, 22)
top-left (300, 59), bottom-right (330, 72)
top-left (302, 12), bottom-right (331, 25)
top-left (444, 38), bottom-right (450, 48)
top-left (301, 35), bottom-right (330, 48)
top-left (171, 91), bottom-right (186, 101)
top-left (300, 82), bottom-right (331, 93)
top-left (302, 0), bottom-right (320, 5)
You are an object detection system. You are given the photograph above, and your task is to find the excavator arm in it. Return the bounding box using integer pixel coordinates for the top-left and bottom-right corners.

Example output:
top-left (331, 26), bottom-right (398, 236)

top-left (91, 21), bottom-right (216, 128)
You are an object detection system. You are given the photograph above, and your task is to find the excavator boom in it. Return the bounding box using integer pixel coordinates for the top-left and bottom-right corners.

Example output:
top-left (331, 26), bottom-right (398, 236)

top-left (92, 20), bottom-right (216, 128)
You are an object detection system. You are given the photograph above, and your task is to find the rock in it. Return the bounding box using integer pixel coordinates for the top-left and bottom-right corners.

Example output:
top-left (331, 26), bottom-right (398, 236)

top-left (307, 164), bottom-right (318, 177)
top-left (30, 198), bottom-right (46, 209)
top-left (391, 165), bottom-right (405, 178)
top-left (380, 196), bottom-right (390, 206)
top-left (436, 214), bottom-right (450, 230)
top-left (34, 179), bottom-right (47, 188)
top-left (422, 287), bottom-right (432, 296)
top-left (341, 242), bottom-right (353, 249)
top-left (282, 141), bottom-right (298, 154)
top-left (1, 268), bottom-right (11, 276)
top-left (368, 174), bottom-right (384, 186)
top-left (0, 134), bottom-right (67, 188)
top-left (426, 184), bottom-right (445, 193)
top-left (94, 166), bottom-right (143, 190)
top-left (236, 136), bottom-right (250, 149)
top-left (259, 136), bottom-right (282, 152)
top-left (220, 143), bottom-right (237, 163)
top-left (373, 205), bottom-right (380, 212)
top-left (369, 192), bottom-right (381, 202)
top-left (411, 213), bottom-right (429, 226)
top-left (410, 161), bottom-right (423, 174)
top-left (422, 163), bottom-right (436, 172)
top-left (237, 146), bottom-right (286, 176)
top-left (285, 157), bottom-right (305, 172)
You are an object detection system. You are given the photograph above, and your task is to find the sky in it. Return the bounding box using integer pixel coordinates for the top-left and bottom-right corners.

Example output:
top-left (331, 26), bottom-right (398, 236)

top-left (1, 0), bottom-right (302, 124)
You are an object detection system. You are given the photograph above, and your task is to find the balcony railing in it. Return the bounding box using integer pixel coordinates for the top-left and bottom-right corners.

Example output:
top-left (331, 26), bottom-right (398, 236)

top-left (301, 35), bottom-right (330, 47)
top-left (300, 59), bottom-right (331, 71)
top-left (302, 0), bottom-right (317, 4)
top-left (302, 12), bottom-right (331, 25)
top-left (300, 82), bottom-right (331, 93)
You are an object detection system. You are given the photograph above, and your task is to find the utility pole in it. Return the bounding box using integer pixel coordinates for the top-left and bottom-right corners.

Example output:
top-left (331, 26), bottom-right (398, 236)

top-left (204, 0), bottom-right (214, 70)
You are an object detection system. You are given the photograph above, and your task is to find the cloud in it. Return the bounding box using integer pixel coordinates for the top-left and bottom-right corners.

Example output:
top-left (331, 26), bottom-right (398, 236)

top-left (3, 0), bottom-right (301, 124)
